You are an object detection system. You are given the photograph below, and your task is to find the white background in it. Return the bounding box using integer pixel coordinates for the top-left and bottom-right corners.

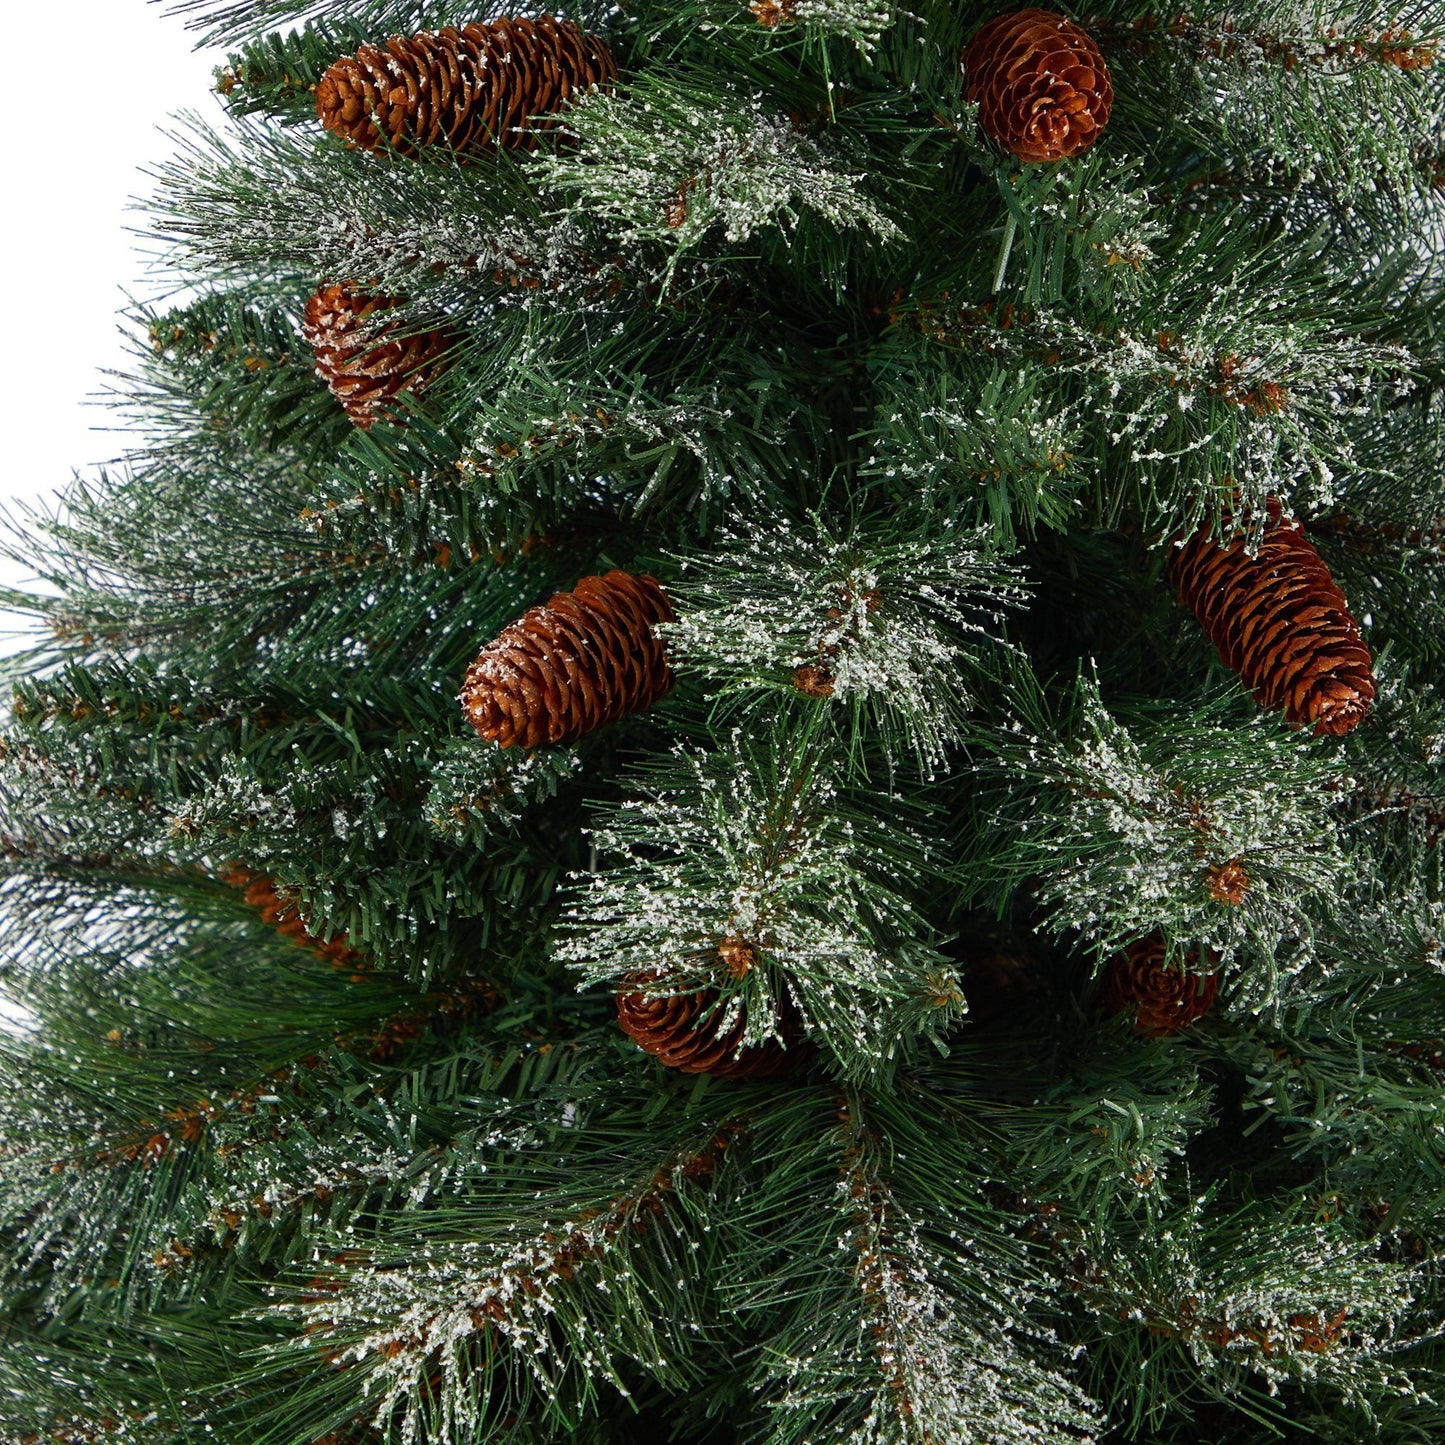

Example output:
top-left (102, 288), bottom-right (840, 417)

top-left (0, 3), bottom-right (226, 1029)
top-left (0, 1), bottom-right (226, 633)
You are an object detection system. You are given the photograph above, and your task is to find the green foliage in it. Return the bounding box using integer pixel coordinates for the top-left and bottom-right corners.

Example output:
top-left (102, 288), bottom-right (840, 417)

top-left (424, 737), bottom-right (582, 847)
top-left (5, 0), bottom-right (1445, 1439)
top-left (1093, 1), bottom-right (1445, 195)
top-left (859, 354), bottom-right (1088, 546)
top-left (555, 721), bottom-right (960, 1080)
top-left (729, 1092), bottom-right (1103, 1443)
top-left (216, 17), bottom-right (378, 122)
top-left (664, 513), bottom-right (1024, 770)
top-left (967, 671), bottom-right (1356, 973)
top-left (534, 74), bottom-right (903, 281)
top-left (1069, 1197), bottom-right (1426, 1427)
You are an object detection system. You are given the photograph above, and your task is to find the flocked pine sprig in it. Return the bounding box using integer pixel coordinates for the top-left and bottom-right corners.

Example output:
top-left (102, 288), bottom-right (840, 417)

top-left (458, 367), bottom-right (801, 509)
top-left (10, 333), bottom-right (350, 660)
top-left (155, 1031), bottom-right (604, 1278)
top-left (270, 1109), bottom-right (745, 1445)
top-left (860, 363), bottom-right (1087, 547)
top-left (424, 735), bottom-right (581, 847)
top-left (1200, 876), bottom-right (1445, 1199)
top-left (1223, 829), bottom-right (1445, 1029)
top-left (1216, 974), bottom-right (1445, 1187)
top-left (1323, 397), bottom-right (1445, 549)
top-left (1097, 5), bottom-right (1444, 195)
top-left (968, 671), bottom-right (1356, 980)
top-left (166, 0), bottom-right (534, 48)
top-left (0, 1044), bottom-right (289, 1318)
top-left (0, 654), bottom-right (569, 979)
top-left (532, 76), bottom-right (903, 279)
top-left (662, 514), bottom-right (1025, 772)
top-left (150, 113), bottom-right (613, 305)
top-left (1310, 662), bottom-right (1445, 854)
top-left (895, 216), bottom-right (1414, 531)
top-left (943, 301), bottom-right (1401, 528)
top-left (1, 1005), bottom-right (322, 1318)
top-left (0, 1320), bottom-right (192, 1445)
top-left (322, 277), bottom-right (818, 524)
top-left (0, 931), bottom-right (582, 1327)
top-left (1317, 496), bottom-right (1445, 676)
top-left (555, 721), bottom-right (962, 1080)
top-left (992, 1048), bottom-right (1217, 1216)
top-left (748, 0), bottom-right (899, 55)
top-left (1064, 1193), bottom-right (1427, 1420)
top-left (732, 1091), bottom-right (1103, 1444)
top-left (968, 155), bottom-right (1167, 311)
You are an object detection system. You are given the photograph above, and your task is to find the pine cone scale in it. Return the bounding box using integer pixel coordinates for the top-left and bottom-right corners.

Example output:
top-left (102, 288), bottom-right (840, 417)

top-left (303, 282), bottom-right (453, 429)
top-left (617, 973), bottom-right (802, 1078)
top-left (519, 614), bottom-right (605, 728)
top-left (1103, 937), bottom-right (1218, 1035)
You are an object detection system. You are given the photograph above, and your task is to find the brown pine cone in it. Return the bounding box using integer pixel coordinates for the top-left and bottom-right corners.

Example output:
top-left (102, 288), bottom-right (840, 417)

top-left (617, 972), bottom-right (801, 1078)
top-left (223, 868), bottom-right (361, 970)
top-left (316, 17), bottom-right (617, 158)
top-left (460, 571), bottom-right (676, 749)
top-left (1101, 936), bottom-right (1217, 1036)
top-left (962, 9), bottom-right (1113, 162)
top-left (1171, 497), bottom-right (1375, 736)
top-left (302, 282), bottom-right (454, 429)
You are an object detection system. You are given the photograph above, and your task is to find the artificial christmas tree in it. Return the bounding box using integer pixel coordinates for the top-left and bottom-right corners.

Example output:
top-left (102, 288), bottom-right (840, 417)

top-left (4, 0), bottom-right (1445, 1443)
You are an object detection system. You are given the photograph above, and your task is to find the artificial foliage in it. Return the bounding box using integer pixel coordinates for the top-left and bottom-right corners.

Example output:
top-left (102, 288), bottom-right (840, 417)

top-left (1, 0), bottom-right (1445, 1442)
top-left (224, 865), bottom-right (367, 968)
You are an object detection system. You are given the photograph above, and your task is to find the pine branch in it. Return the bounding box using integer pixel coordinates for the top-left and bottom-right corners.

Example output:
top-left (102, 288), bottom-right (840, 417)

top-left (965, 670), bottom-right (1355, 976)
top-left (1059, 1195), bottom-right (1430, 1424)
top-left (270, 1112), bottom-right (749, 1443)
top-left (1092, 2), bottom-right (1444, 194)
top-left (533, 73), bottom-right (903, 285)
top-left (732, 1090), bottom-right (1102, 1444)
top-left (556, 720), bottom-right (962, 1080)
top-left (664, 513), bottom-right (1024, 773)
